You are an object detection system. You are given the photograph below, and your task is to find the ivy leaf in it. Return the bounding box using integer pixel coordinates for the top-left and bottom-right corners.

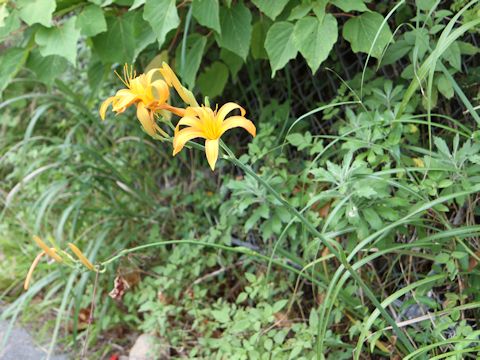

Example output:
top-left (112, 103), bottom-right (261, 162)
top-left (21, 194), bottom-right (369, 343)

top-left (192, 0), bottom-right (221, 34)
top-left (251, 0), bottom-right (289, 20)
top-left (265, 21), bottom-right (298, 77)
top-left (0, 47), bottom-right (28, 96)
top-left (217, 2), bottom-right (252, 61)
top-left (342, 12), bottom-right (392, 59)
top-left (35, 18), bottom-right (81, 65)
top-left (197, 61), bottom-right (229, 98)
top-left (175, 34), bottom-right (207, 88)
top-left (293, 15), bottom-right (338, 74)
top-left (331, 0), bottom-right (368, 12)
top-left (18, 0), bottom-right (56, 27)
top-left (76, 5), bottom-right (107, 37)
top-left (143, 0), bottom-right (180, 48)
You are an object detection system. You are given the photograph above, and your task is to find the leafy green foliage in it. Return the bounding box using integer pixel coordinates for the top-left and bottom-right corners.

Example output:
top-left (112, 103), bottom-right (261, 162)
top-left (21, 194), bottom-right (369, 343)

top-left (1, 1), bottom-right (480, 359)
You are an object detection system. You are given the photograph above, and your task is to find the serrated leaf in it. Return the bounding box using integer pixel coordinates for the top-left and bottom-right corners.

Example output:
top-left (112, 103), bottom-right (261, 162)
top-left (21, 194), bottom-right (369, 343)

top-left (0, 47), bottom-right (28, 96)
top-left (265, 21), bottom-right (298, 77)
top-left (362, 208), bottom-right (382, 229)
top-left (343, 12), bottom-right (392, 59)
top-left (434, 137), bottom-right (451, 157)
top-left (197, 61), bottom-right (229, 99)
top-left (442, 41), bottom-right (461, 71)
top-left (18, 0), bottom-right (55, 27)
top-left (217, 2), bottom-right (252, 60)
top-left (143, 0), bottom-right (179, 48)
top-left (331, 0), bottom-right (368, 12)
top-left (293, 15), bottom-right (337, 73)
top-left (176, 34), bottom-right (207, 88)
top-left (192, 0), bottom-right (221, 33)
top-left (251, 0), bottom-right (289, 20)
top-left (35, 18), bottom-right (80, 65)
top-left (76, 5), bottom-right (107, 37)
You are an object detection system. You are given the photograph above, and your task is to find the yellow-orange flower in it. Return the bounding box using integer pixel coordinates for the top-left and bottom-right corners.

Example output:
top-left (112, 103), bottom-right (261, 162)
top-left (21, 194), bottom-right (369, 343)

top-left (173, 103), bottom-right (256, 170)
top-left (159, 62), bottom-right (199, 107)
top-left (68, 243), bottom-right (95, 271)
top-left (100, 64), bottom-right (182, 137)
top-left (24, 236), bottom-right (62, 290)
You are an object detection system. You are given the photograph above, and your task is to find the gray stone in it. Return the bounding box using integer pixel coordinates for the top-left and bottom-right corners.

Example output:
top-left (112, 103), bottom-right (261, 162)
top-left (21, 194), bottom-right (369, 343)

top-left (129, 334), bottom-right (169, 360)
top-left (0, 320), bottom-right (68, 360)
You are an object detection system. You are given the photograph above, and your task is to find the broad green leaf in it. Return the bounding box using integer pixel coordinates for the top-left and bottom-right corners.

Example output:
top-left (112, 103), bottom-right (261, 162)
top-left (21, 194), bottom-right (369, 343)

top-left (217, 2), bottom-right (252, 60)
top-left (331, 0), bottom-right (368, 12)
top-left (436, 74), bottom-right (454, 99)
top-left (442, 41), bottom-right (461, 71)
top-left (251, 19), bottom-right (270, 60)
top-left (0, 5), bottom-right (7, 27)
top-left (76, 5), bottom-right (107, 37)
top-left (26, 51), bottom-right (69, 85)
top-left (251, 0), bottom-right (289, 20)
top-left (312, 0), bottom-right (328, 22)
top-left (192, 0), bottom-right (221, 33)
top-left (0, 47), bottom-right (28, 96)
top-left (198, 61), bottom-right (229, 98)
top-left (343, 12), bottom-right (393, 59)
top-left (175, 34), bottom-right (207, 88)
top-left (211, 307), bottom-right (230, 323)
top-left (220, 49), bottom-right (243, 79)
top-left (265, 21), bottom-right (298, 77)
top-left (0, 9), bottom-right (20, 41)
top-left (35, 18), bottom-right (81, 65)
top-left (92, 12), bottom-right (152, 64)
top-left (293, 15), bottom-right (338, 73)
top-left (288, 3), bottom-right (312, 21)
top-left (18, 0), bottom-right (55, 27)
top-left (143, 0), bottom-right (180, 48)
top-left (129, 0), bottom-right (146, 10)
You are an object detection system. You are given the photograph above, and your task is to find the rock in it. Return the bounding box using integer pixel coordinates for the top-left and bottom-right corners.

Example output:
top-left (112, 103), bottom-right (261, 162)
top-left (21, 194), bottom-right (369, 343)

top-left (128, 334), bottom-right (169, 360)
top-left (0, 320), bottom-right (68, 360)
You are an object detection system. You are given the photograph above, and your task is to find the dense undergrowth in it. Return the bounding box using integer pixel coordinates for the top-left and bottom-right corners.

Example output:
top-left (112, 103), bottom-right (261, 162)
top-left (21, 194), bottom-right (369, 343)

top-left (1, 0), bottom-right (480, 359)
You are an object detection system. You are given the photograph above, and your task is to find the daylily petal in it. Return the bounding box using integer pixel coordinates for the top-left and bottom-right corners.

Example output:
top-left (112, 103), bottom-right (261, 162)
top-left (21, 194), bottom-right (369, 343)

top-left (221, 116), bottom-right (256, 137)
top-left (68, 243), bottom-right (95, 271)
top-left (217, 102), bottom-right (246, 123)
top-left (33, 236), bottom-right (62, 262)
top-left (158, 103), bottom-right (186, 117)
top-left (160, 62), bottom-right (199, 106)
top-left (145, 68), bottom-right (161, 83)
top-left (205, 139), bottom-right (220, 171)
top-left (136, 102), bottom-right (156, 137)
top-left (112, 93), bottom-right (138, 113)
top-left (175, 116), bottom-right (203, 133)
top-left (173, 128), bottom-right (206, 155)
top-left (24, 251), bottom-right (46, 290)
top-left (150, 79), bottom-right (170, 104)
top-left (99, 97), bottom-right (115, 120)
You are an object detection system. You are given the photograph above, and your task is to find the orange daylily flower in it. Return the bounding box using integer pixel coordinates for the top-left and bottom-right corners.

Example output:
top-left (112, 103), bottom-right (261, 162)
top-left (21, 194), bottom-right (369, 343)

top-left (159, 62), bottom-right (199, 107)
top-left (68, 243), bottom-right (95, 271)
top-left (99, 64), bottom-right (184, 137)
top-left (24, 236), bottom-right (62, 290)
top-left (173, 102), bottom-right (256, 170)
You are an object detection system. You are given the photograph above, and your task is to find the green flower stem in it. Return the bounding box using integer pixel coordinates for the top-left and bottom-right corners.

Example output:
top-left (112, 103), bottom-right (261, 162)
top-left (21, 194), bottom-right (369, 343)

top-left (219, 142), bottom-right (415, 354)
top-left (100, 239), bottom-right (325, 289)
